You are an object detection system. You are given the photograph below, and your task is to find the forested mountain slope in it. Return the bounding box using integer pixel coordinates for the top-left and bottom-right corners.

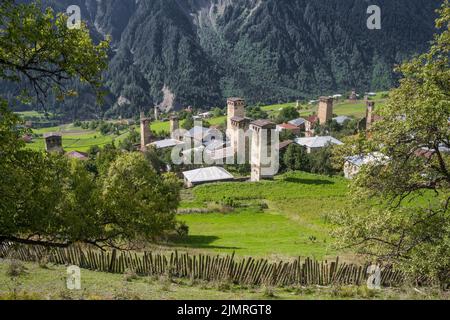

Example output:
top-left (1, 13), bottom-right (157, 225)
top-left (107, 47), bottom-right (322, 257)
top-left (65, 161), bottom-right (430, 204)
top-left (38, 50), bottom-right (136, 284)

top-left (13, 0), bottom-right (441, 118)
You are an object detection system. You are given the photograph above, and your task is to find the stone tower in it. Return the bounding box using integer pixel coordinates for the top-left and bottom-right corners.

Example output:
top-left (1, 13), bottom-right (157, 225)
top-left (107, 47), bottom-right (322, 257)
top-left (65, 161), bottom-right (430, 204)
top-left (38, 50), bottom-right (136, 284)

top-left (154, 106), bottom-right (160, 121)
top-left (44, 133), bottom-right (63, 154)
top-left (140, 112), bottom-right (152, 151)
top-left (230, 116), bottom-right (251, 155)
top-left (366, 101), bottom-right (376, 131)
top-left (227, 97), bottom-right (247, 155)
top-left (349, 89), bottom-right (357, 102)
top-left (170, 115), bottom-right (181, 141)
top-left (318, 97), bottom-right (333, 125)
top-left (250, 120), bottom-right (278, 182)
top-left (227, 98), bottom-right (246, 131)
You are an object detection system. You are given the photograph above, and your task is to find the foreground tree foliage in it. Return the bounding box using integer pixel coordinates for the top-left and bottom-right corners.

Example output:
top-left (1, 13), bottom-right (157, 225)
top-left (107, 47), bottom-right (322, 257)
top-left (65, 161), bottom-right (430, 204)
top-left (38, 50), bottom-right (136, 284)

top-left (0, 1), bottom-right (181, 249)
top-left (0, 0), bottom-right (109, 104)
top-left (332, 2), bottom-right (450, 288)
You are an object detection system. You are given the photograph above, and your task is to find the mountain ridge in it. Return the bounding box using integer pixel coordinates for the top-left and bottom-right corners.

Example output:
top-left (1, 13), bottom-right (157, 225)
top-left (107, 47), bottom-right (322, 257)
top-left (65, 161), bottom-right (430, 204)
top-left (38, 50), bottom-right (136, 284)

top-left (13, 0), bottom-right (443, 118)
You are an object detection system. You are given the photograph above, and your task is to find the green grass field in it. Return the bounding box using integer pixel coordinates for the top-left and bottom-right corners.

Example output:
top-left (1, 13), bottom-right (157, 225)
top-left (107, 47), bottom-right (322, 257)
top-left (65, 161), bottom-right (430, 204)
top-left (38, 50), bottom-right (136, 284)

top-left (16, 111), bottom-right (50, 119)
top-left (27, 124), bottom-right (131, 152)
top-left (173, 172), bottom-right (349, 259)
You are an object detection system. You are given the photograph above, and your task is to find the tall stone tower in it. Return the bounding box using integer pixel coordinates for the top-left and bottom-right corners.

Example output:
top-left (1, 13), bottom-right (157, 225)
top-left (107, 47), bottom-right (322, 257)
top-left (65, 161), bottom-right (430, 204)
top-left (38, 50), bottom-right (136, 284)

top-left (170, 115), bottom-right (181, 141)
top-left (227, 98), bottom-right (246, 131)
top-left (44, 133), bottom-right (63, 154)
top-left (366, 101), bottom-right (376, 131)
top-left (349, 89), bottom-right (358, 102)
top-left (140, 112), bottom-right (152, 151)
top-left (154, 106), bottom-right (160, 121)
top-left (230, 117), bottom-right (251, 155)
top-left (250, 120), bottom-right (278, 182)
top-left (318, 97), bottom-right (333, 125)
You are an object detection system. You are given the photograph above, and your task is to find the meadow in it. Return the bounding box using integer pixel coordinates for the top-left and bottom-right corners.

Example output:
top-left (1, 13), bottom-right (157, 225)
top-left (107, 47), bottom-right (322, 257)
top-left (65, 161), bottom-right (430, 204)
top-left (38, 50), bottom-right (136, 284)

top-left (261, 92), bottom-right (388, 119)
top-left (173, 172), bottom-right (350, 260)
top-left (26, 124), bottom-right (131, 152)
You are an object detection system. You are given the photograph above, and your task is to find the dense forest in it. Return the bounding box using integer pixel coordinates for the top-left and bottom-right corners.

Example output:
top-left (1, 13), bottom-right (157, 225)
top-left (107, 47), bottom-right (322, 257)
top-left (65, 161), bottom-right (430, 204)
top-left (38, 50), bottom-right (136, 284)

top-left (7, 0), bottom-right (442, 119)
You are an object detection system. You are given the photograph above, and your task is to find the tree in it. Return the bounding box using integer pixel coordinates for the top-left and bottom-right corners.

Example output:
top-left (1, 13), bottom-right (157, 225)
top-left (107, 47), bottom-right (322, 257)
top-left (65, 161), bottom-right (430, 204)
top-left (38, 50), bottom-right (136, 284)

top-left (101, 153), bottom-right (181, 243)
top-left (246, 106), bottom-right (268, 120)
top-left (0, 1), bottom-right (109, 106)
top-left (308, 145), bottom-right (337, 176)
top-left (283, 144), bottom-right (310, 172)
top-left (182, 114), bottom-right (195, 130)
top-left (212, 107), bottom-right (224, 117)
top-left (0, 1), bottom-right (182, 249)
top-left (119, 127), bottom-right (140, 151)
top-left (0, 124), bottom-right (105, 248)
top-left (276, 106), bottom-right (300, 124)
top-left (332, 2), bottom-right (450, 288)
top-left (144, 146), bottom-right (167, 173)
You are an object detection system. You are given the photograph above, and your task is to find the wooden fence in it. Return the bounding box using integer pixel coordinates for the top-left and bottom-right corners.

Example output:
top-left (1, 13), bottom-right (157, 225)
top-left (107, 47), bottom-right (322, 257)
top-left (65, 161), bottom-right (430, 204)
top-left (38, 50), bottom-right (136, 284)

top-left (0, 243), bottom-right (404, 287)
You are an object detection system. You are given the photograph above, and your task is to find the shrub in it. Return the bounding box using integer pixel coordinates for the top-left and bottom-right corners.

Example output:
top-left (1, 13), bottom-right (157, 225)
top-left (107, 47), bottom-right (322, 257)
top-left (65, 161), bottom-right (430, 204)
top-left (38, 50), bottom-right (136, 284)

top-left (175, 221), bottom-right (189, 239)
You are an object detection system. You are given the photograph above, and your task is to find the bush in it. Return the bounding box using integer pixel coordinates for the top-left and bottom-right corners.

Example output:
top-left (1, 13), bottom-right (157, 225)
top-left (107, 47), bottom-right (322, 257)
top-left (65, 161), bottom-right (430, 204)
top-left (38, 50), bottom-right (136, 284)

top-left (175, 221), bottom-right (189, 239)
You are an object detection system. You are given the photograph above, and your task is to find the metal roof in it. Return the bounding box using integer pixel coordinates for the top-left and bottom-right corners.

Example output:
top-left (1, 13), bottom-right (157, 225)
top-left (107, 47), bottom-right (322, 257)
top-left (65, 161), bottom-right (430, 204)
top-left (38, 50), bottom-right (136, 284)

top-left (184, 126), bottom-right (210, 138)
top-left (149, 139), bottom-right (184, 149)
top-left (183, 166), bottom-right (234, 184)
top-left (295, 136), bottom-right (344, 148)
top-left (288, 118), bottom-right (307, 127)
top-left (333, 116), bottom-right (352, 125)
top-left (66, 151), bottom-right (88, 160)
top-left (346, 152), bottom-right (387, 166)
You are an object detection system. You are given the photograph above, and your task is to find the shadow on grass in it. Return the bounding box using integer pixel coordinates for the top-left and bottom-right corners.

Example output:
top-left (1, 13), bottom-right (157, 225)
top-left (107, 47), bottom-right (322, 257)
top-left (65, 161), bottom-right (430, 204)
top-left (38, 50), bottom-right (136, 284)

top-left (171, 235), bottom-right (242, 250)
top-left (283, 177), bottom-right (335, 185)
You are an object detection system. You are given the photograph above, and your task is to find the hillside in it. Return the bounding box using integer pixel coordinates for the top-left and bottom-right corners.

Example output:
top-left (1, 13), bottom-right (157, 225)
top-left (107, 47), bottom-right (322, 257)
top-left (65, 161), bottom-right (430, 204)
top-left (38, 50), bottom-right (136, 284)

top-left (10, 0), bottom-right (441, 119)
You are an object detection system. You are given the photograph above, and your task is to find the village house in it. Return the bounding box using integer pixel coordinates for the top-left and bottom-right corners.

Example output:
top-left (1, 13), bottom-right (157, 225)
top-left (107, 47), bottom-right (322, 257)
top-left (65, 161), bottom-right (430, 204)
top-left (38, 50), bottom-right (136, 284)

top-left (150, 139), bottom-right (185, 150)
top-left (288, 117), bottom-right (307, 130)
top-left (66, 151), bottom-right (89, 161)
top-left (276, 123), bottom-right (301, 136)
top-left (198, 111), bottom-right (213, 119)
top-left (22, 134), bottom-right (33, 143)
top-left (295, 136), bottom-right (343, 154)
top-left (344, 152), bottom-right (387, 179)
top-left (304, 115), bottom-right (319, 137)
top-left (183, 166), bottom-right (234, 188)
top-left (333, 115), bottom-right (352, 125)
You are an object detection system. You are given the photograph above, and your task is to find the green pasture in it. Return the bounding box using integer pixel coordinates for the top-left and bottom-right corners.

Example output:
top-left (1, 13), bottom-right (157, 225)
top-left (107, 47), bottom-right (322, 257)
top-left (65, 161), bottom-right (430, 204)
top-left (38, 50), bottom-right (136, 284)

top-left (27, 125), bottom-right (131, 152)
top-left (174, 172), bottom-right (350, 259)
